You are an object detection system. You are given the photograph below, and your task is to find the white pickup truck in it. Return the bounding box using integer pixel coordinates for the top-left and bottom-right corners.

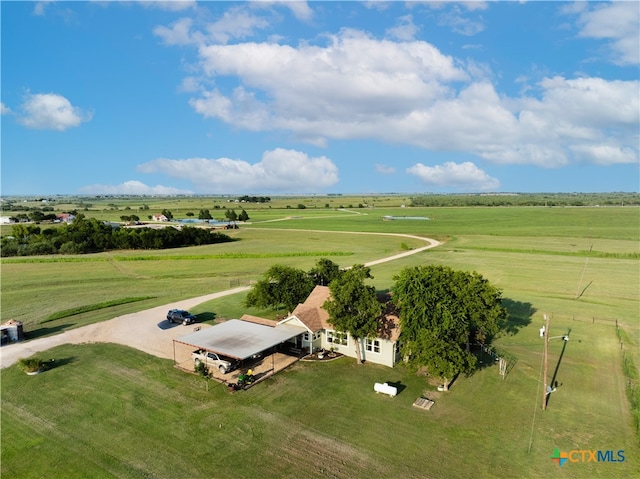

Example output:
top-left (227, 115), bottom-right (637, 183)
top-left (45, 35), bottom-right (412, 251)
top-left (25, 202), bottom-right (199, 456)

top-left (192, 350), bottom-right (234, 374)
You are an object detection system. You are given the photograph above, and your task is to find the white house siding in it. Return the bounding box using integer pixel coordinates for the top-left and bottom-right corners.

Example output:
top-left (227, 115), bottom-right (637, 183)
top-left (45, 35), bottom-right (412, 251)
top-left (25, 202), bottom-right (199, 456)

top-left (323, 330), bottom-right (397, 368)
top-left (360, 337), bottom-right (396, 367)
top-left (277, 315), bottom-right (316, 354)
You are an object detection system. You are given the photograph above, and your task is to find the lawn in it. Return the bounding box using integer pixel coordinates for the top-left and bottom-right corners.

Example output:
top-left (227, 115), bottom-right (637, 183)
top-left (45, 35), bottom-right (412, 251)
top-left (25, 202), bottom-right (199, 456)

top-left (2, 332), bottom-right (637, 479)
top-left (1, 202), bottom-right (638, 478)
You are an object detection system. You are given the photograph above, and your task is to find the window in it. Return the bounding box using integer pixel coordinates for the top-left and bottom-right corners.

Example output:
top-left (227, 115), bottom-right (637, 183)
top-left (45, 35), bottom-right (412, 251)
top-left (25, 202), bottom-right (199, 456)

top-left (303, 332), bottom-right (309, 341)
top-left (365, 339), bottom-right (380, 353)
top-left (327, 330), bottom-right (348, 346)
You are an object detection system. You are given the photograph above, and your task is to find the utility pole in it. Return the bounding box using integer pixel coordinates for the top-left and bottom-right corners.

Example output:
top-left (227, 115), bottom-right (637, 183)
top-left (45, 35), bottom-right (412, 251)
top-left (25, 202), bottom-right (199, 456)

top-left (542, 314), bottom-right (550, 410)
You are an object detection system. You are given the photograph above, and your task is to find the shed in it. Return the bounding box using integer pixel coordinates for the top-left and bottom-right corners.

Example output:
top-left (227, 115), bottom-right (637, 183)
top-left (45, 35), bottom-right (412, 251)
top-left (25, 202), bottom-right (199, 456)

top-left (1, 320), bottom-right (24, 345)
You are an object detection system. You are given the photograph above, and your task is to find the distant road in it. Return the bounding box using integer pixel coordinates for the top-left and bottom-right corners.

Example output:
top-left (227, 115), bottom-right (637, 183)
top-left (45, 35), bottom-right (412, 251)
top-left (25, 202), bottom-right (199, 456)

top-left (1, 233), bottom-right (441, 368)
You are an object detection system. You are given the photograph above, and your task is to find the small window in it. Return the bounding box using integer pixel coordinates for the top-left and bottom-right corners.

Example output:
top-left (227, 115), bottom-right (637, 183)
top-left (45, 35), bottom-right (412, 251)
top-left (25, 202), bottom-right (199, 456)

top-left (327, 330), bottom-right (348, 346)
top-left (365, 339), bottom-right (380, 353)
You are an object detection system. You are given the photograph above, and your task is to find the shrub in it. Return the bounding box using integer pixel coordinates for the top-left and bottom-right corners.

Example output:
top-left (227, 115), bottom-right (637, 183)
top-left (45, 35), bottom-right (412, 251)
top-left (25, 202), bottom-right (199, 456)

top-left (19, 357), bottom-right (46, 373)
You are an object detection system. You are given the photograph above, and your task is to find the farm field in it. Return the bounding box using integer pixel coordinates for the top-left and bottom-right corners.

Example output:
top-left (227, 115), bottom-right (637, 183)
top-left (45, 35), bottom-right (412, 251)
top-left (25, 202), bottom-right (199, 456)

top-left (1, 201), bottom-right (638, 478)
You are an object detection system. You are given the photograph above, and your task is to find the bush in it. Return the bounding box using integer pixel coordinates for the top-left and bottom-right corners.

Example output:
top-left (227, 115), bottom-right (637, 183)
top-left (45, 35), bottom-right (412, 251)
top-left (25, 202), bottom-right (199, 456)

top-left (19, 357), bottom-right (46, 373)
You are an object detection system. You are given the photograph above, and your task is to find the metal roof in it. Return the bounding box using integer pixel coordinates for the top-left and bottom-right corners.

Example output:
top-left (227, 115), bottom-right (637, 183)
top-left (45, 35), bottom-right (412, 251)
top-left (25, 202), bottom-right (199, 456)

top-left (175, 319), bottom-right (306, 360)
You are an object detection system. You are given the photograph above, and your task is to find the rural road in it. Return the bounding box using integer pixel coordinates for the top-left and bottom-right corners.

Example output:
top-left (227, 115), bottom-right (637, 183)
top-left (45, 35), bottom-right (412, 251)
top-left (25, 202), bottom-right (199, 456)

top-left (0, 234), bottom-right (441, 369)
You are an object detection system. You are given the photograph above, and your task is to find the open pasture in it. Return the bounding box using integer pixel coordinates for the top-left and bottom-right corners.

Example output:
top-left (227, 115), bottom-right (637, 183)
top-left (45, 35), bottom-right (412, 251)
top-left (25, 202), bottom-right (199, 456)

top-left (1, 202), bottom-right (638, 478)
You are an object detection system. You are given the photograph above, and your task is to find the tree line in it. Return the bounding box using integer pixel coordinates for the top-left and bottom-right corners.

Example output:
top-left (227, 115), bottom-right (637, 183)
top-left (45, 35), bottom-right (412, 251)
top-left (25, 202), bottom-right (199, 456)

top-left (1, 215), bottom-right (234, 257)
top-left (246, 259), bottom-right (508, 389)
top-left (410, 192), bottom-right (640, 207)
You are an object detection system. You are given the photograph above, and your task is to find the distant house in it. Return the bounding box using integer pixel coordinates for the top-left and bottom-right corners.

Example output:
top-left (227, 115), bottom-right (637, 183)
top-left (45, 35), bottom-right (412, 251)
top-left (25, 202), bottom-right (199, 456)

top-left (276, 286), bottom-right (402, 367)
top-left (56, 213), bottom-right (76, 223)
top-left (0, 216), bottom-right (13, 224)
top-left (152, 214), bottom-right (168, 222)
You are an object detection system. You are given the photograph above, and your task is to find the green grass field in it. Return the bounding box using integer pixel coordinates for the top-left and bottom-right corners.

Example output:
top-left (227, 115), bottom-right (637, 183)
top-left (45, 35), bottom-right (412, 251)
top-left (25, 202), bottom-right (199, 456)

top-left (1, 202), bottom-right (638, 478)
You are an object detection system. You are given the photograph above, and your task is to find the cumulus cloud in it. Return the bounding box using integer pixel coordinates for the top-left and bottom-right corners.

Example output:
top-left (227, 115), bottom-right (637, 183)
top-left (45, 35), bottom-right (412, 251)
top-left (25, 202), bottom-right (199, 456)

top-left (78, 180), bottom-right (192, 195)
top-left (0, 102), bottom-right (10, 115)
top-left (136, 148), bottom-right (339, 193)
top-left (568, 1), bottom-right (639, 66)
top-left (386, 15), bottom-right (419, 41)
top-left (190, 29), bottom-right (467, 136)
top-left (407, 161), bottom-right (499, 191)
top-left (17, 92), bottom-right (92, 131)
top-left (156, 12), bottom-right (637, 169)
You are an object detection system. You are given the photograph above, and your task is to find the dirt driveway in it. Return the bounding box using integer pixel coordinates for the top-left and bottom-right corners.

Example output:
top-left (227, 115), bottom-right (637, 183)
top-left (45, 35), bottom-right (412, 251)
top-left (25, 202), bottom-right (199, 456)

top-left (1, 234), bottom-right (441, 369)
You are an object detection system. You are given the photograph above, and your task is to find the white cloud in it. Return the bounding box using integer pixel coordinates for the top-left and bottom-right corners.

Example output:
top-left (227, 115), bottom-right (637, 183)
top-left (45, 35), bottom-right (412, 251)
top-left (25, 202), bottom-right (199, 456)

top-left (78, 180), bottom-right (192, 195)
top-left (375, 164), bottom-right (396, 175)
top-left (137, 148), bottom-right (339, 193)
top-left (569, 144), bottom-right (637, 166)
top-left (17, 93), bottom-right (92, 131)
top-left (250, 1), bottom-right (314, 22)
top-left (154, 17), bottom-right (201, 46)
top-left (437, 6), bottom-right (485, 36)
top-left (139, 1), bottom-right (196, 12)
top-left (33, 1), bottom-right (54, 16)
top-left (386, 15), bottom-right (419, 41)
top-left (191, 29), bottom-right (467, 134)
top-left (154, 7), bottom-right (270, 46)
top-left (166, 23), bottom-right (637, 169)
top-left (0, 102), bottom-right (11, 115)
top-left (407, 161), bottom-right (499, 191)
top-left (206, 6), bottom-right (270, 44)
top-left (569, 2), bottom-right (639, 65)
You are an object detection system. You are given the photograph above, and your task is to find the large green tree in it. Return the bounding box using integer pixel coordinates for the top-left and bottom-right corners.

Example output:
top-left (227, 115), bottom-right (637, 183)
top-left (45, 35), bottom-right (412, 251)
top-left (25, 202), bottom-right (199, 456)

top-left (245, 264), bottom-right (314, 314)
top-left (308, 258), bottom-right (343, 286)
top-left (324, 264), bottom-right (383, 364)
top-left (393, 265), bottom-right (507, 390)
top-left (198, 209), bottom-right (212, 220)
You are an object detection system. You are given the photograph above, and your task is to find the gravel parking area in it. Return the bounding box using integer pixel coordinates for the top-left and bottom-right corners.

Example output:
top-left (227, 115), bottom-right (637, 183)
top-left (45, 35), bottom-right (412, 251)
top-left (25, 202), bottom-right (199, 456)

top-left (0, 286), bottom-right (250, 369)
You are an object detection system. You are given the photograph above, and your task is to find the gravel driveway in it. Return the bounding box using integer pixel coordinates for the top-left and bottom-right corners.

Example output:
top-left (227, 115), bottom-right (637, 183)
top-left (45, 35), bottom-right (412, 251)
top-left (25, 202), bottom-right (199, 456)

top-left (1, 235), bottom-right (440, 369)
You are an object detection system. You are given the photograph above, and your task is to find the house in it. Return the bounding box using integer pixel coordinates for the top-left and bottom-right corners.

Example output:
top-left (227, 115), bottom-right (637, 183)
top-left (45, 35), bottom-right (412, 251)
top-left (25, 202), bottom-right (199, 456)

top-left (152, 214), bottom-right (168, 222)
top-left (277, 286), bottom-right (402, 367)
top-left (56, 213), bottom-right (75, 223)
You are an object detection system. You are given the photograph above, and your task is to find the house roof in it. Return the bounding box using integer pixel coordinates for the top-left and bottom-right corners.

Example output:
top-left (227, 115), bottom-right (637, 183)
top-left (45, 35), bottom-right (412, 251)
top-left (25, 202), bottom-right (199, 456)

top-left (290, 285), bottom-right (332, 332)
top-left (240, 314), bottom-right (277, 327)
top-left (378, 298), bottom-right (401, 342)
top-left (288, 285), bottom-right (402, 342)
top-left (175, 319), bottom-right (306, 360)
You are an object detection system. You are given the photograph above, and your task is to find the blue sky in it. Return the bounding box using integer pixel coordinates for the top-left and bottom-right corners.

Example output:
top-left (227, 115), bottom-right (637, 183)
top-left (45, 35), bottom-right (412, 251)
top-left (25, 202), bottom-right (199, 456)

top-left (2, 1), bottom-right (638, 196)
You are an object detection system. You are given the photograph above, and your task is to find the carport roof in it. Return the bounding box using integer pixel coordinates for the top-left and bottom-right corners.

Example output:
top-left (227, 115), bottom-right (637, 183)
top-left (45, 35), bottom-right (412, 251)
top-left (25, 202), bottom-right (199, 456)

top-left (174, 319), bottom-right (306, 360)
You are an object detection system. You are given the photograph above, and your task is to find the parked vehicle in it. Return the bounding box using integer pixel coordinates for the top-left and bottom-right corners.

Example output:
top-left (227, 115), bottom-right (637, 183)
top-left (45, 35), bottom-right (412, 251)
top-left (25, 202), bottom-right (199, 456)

top-left (167, 309), bottom-right (196, 325)
top-left (192, 349), bottom-right (234, 374)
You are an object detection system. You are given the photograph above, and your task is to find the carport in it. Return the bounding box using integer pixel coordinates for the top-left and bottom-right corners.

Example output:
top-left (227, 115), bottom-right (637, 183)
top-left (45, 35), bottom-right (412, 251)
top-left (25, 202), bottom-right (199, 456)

top-left (172, 319), bottom-right (306, 383)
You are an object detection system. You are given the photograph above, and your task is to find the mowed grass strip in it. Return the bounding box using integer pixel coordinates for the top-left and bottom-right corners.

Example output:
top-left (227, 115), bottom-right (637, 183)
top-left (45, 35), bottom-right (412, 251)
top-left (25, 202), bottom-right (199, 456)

top-left (43, 296), bottom-right (156, 322)
top-left (2, 251), bottom-right (354, 264)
